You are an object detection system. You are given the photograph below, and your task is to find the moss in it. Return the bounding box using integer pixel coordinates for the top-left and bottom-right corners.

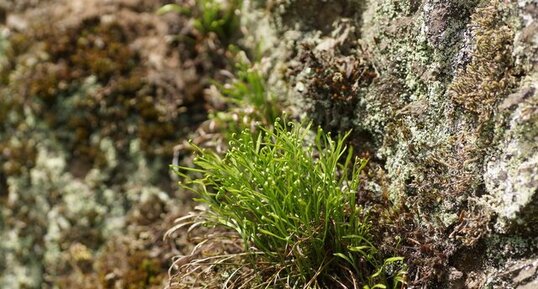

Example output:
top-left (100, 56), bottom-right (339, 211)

top-left (124, 255), bottom-right (163, 289)
top-left (448, 0), bottom-right (516, 120)
top-left (297, 47), bottom-right (377, 134)
top-left (0, 140), bottom-right (37, 176)
top-left (0, 0), bottom-right (238, 287)
top-left (56, 237), bottom-right (169, 289)
top-left (43, 19), bottom-right (136, 81)
top-left (102, 250), bottom-right (164, 289)
top-left (34, 18), bottom-right (169, 159)
top-left (0, 15), bottom-right (208, 178)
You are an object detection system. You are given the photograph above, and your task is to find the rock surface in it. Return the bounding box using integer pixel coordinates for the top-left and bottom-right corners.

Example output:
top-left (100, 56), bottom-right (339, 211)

top-left (241, 0), bottom-right (538, 287)
top-left (0, 0), bottom-right (233, 288)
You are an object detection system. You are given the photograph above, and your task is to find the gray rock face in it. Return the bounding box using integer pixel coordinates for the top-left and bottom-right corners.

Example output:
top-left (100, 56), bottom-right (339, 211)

top-left (481, 0), bottom-right (538, 236)
top-left (484, 84), bottom-right (538, 234)
top-left (242, 0), bottom-right (538, 287)
top-left (486, 258), bottom-right (538, 289)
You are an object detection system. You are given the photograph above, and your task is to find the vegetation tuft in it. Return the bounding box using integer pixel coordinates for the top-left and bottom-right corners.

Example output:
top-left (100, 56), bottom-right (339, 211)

top-left (171, 120), bottom-right (406, 288)
top-left (211, 59), bottom-right (280, 135)
top-left (158, 0), bottom-right (241, 42)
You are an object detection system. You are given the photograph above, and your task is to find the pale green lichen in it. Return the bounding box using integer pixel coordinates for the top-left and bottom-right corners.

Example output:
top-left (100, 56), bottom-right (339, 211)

top-left (484, 76), bottom-right (538, 233)
top-left (1, 0), bottom-right (248, 286)
top-left (1, 135), bottom-right (175, 288)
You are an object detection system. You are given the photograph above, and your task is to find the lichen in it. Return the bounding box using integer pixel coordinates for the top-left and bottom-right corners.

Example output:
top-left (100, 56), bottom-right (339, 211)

top-left (0, 0), bottom-right (239, 287)
top-left (484, 77), bottom-right (538, 233)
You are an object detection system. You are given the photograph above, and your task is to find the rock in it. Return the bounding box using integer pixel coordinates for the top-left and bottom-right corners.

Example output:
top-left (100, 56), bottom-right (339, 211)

top-left (484, 82), bottom-right (538, 234)
top-left (448, 267), bottom-right (465, 289)
top-left (487, 258), bottom-right (538, 289)
top-left (243, 0), bottom-right (538, 286)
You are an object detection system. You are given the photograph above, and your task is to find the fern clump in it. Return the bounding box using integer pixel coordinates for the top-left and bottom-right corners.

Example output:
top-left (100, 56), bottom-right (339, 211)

top-left (173, 120), bottom-right (405, 288)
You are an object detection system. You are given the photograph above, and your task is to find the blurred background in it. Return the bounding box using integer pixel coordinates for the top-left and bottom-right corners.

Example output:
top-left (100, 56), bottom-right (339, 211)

top-left (0, 0), bottom-right (244, 288)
